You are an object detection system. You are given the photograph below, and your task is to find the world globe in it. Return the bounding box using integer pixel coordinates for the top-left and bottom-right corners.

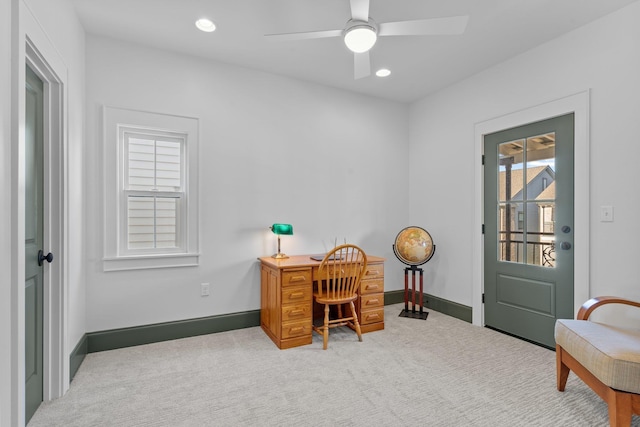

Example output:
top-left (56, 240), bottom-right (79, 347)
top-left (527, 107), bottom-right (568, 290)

top-left (393, 226), bottom-right (435, 266)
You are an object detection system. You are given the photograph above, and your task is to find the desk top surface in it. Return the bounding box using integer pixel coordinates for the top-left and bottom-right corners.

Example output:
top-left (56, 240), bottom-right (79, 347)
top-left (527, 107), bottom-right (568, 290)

top-left (258, 254), bottom-right (385, 270)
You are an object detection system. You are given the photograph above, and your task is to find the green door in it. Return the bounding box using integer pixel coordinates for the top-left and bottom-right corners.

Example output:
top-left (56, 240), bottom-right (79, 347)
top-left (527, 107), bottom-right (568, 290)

top-left (484, 113), bottom-right (574, 348)
top-left (25, 65), bottom-right (45, 423)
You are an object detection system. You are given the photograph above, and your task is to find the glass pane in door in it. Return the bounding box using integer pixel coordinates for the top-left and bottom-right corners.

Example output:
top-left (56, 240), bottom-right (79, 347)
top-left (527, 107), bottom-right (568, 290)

top-left (525, 133), bottom-right (556, 267)
top-left (497, 139), bottom-right (523, 263)
top-left (497, 133), bottom-right (556, 267)
top-left (498, 202), bottom-right (524, 262)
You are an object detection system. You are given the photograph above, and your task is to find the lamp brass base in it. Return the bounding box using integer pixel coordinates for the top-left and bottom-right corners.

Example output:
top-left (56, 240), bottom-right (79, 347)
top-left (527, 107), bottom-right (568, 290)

top-left (272, 253), bottom-right (289, 259)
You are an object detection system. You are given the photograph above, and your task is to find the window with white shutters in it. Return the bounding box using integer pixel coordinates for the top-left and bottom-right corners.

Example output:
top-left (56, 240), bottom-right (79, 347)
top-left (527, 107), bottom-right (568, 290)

top-left (123, 132), bottom-right (184, 251)
top-left (103, 106), bottom-right (199, 271)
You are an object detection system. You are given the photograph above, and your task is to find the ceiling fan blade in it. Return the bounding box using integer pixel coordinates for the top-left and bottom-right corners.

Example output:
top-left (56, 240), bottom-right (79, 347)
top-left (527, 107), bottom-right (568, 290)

top-left (378, 15), bottom-right (469, 36)
top-left (265, 29), bottom-right (343, 41)
top-left (350, 0), bottom-right (370, 22)
top-left (354, 51), bottom-right (370, 80)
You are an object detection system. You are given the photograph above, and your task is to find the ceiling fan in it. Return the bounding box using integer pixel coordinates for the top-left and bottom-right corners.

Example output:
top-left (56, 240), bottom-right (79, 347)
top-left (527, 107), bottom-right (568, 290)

top-left (265, 0), bottom-right (469, 80)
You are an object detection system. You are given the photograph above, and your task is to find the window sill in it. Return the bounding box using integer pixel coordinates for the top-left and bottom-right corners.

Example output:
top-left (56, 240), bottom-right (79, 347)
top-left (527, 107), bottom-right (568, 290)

top-left (103, 253), bottom-right (200, 272)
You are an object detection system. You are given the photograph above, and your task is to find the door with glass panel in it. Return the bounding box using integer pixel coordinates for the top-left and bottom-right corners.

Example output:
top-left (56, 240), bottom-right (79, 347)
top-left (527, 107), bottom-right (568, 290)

top-left (484, 113), bottom-right (574, 348)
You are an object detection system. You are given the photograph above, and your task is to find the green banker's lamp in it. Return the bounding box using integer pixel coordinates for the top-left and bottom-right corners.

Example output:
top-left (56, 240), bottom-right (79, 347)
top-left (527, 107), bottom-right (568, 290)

top-left (270, 223), bottom-right (293, 259)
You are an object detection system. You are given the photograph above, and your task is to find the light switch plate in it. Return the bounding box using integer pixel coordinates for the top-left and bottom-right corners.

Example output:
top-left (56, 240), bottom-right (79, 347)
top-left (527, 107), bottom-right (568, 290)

top-left (201, 283), bottom-right (210, 296)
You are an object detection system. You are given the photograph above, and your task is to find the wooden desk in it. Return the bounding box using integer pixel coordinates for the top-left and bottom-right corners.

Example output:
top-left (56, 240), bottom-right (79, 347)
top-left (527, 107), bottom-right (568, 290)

top-left (259, 254), bottom-right (385, 349)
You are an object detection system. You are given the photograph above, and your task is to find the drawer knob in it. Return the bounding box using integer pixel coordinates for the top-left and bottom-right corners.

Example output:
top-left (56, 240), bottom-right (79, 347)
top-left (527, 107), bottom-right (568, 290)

top-left (289, 309), bottom-right (304, 317)
top-left (366, 314), bottom-right (380, 321)
top-left (289, 276), bottom-right (306, 283)
top-left (289, 292), bottom-right (304, 299)
top-left (366, 299), bottom-right (379, 305)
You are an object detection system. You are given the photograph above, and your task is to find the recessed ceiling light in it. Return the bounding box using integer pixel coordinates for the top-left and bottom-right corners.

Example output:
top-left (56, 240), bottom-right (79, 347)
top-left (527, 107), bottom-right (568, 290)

top-left (195, 18), bottom-right (216, 33)
top-left (376, 69), bottom-right (391, 77)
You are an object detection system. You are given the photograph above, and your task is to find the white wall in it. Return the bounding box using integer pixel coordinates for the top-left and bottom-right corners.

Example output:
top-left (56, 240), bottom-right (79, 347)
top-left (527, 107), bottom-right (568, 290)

top-left (409, 1), bottom-right (640, 318)
top-left (85, 36), bottom-right (410, 332)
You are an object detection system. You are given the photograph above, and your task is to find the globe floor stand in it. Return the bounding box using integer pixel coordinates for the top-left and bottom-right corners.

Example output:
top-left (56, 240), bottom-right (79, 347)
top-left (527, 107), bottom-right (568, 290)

top-left (399, 266), bottom-right (428, 320)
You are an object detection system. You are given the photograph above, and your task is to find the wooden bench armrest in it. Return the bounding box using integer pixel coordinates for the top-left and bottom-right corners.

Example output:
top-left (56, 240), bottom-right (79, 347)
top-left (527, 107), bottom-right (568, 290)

top-left (577, 296), bottom-right (640, 320)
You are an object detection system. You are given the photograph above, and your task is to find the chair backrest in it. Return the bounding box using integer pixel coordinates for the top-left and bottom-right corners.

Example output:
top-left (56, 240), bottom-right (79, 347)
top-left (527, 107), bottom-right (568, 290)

top-left (317, 244), bottom-right (368, 300)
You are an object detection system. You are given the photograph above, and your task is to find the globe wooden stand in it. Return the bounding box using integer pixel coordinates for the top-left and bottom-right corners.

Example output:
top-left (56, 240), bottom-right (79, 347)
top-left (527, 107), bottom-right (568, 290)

top-left (399, 265), bottom-right (428, 320)
top-left (393, 226), bottom-right (436, 321)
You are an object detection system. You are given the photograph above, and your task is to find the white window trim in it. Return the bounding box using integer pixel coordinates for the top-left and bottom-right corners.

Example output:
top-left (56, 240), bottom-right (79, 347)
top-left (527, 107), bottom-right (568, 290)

top-left (103, 106), bottom-right (199, 271)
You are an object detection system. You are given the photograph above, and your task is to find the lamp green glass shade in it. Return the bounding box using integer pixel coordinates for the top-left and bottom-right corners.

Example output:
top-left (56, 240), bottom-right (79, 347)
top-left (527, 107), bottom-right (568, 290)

top-left (270, 223), bottom-right (293, 258)
top-left (270, 223), bottom-right (293, 235)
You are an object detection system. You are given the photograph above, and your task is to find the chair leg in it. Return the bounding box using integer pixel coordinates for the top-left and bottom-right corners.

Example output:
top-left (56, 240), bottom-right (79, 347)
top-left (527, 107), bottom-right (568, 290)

top-left (556, 345), bottom-right (570, 391)
top-left (350, 301), bottom-right (362, 342)
top-left (323, 304), bottom-right (329, 350)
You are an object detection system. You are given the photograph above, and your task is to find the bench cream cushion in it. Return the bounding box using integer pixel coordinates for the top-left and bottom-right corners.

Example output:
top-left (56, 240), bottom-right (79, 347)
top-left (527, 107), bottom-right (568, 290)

top-left (555, 319), bottom-right (640, 394)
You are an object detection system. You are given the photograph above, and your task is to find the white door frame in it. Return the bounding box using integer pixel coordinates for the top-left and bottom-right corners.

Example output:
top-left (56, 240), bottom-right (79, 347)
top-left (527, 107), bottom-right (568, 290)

top-left (12, 1), bottom-right (68, 424)
top-left (472, 91), bottom-right (590, 327)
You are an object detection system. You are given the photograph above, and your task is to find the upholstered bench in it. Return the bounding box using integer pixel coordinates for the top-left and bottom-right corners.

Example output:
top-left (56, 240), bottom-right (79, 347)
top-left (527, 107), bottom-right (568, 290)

top-left (555, 296), bottom-right (640, 427)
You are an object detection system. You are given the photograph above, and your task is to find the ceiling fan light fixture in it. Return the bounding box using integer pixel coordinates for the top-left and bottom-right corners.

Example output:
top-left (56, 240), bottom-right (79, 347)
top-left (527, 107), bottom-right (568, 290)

top-left (195, 18), bottom-right (216, 33)
top-left (344, 25), bottom-right (377, 53)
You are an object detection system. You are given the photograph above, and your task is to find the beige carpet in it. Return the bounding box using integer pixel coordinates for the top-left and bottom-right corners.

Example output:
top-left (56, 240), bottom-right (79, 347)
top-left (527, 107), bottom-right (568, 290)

top-left (29, 304), bottom-right (639, 426)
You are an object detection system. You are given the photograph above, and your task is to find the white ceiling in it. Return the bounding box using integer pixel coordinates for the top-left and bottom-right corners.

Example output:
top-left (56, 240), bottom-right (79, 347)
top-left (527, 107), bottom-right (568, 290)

top-left (71, 0), bottom-right (637, 103)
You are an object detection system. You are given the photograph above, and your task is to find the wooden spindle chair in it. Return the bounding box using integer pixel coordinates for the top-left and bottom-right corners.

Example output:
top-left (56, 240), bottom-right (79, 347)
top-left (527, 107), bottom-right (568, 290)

top-left (312, 244), bottom-right (368, 350)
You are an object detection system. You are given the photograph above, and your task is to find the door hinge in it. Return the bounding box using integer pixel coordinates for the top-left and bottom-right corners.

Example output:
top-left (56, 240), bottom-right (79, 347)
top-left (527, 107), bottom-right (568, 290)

top-left (482, 224), bottom-right (485, 234)
top-left (482, 293), bottom-right (485, 303)
top-left (482, 155), bottom-right (485, 165)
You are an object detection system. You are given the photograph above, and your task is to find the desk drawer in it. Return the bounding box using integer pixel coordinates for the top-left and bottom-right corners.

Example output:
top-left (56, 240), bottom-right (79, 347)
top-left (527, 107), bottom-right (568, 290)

top-left (281, 320), bottom-right (312, 339)
top-left (282, 303), bottom-right (312, 322)
top-left (361, 293), bottom-right (384, 309)
top-left (282, 270), bottom-right (311, 286)
top-left (361, 308), bottom-right (384, 325)
top-left (282, 285), bottom-right (311, 303)
top-left (360, 279), bottom-right (383, 294)
top-left (363, 264), bottom-right (384, 279)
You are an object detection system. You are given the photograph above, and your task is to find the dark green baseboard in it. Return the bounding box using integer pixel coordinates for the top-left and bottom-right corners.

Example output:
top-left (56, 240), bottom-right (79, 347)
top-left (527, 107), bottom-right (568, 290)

top-left (87, 310), bottom-right (261, 354)
top-left (385, 290), bottom-right (472, 323)
top-left (384, 290), bottom-right (406, 305)
top-left (71, 290), bottom-right (471, 375)
top-left (70, 334), bottom-right (88, 382)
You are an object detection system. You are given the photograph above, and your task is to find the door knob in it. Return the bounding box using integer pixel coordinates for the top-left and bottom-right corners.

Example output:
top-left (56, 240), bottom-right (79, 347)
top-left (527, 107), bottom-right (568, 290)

top-left (38, 250), bottom-right (54, 266)
top-left (560, 242), bottom-right (572, 250)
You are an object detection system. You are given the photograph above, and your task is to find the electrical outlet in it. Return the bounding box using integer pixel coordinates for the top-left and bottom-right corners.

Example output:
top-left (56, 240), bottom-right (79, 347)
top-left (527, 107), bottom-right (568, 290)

top-left (600, 205), bottom-right (614, 222)
top-left (201, 283), bottom-right (210, 297)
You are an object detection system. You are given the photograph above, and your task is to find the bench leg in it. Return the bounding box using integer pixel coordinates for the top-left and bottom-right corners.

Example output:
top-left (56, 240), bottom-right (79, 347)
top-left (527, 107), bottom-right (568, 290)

top-left (556, 344), bottom-right (638, 426)
top-left (607, 388), bottom-right (633, 427)
top-left (556, 344), bottom-right (570, 391)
